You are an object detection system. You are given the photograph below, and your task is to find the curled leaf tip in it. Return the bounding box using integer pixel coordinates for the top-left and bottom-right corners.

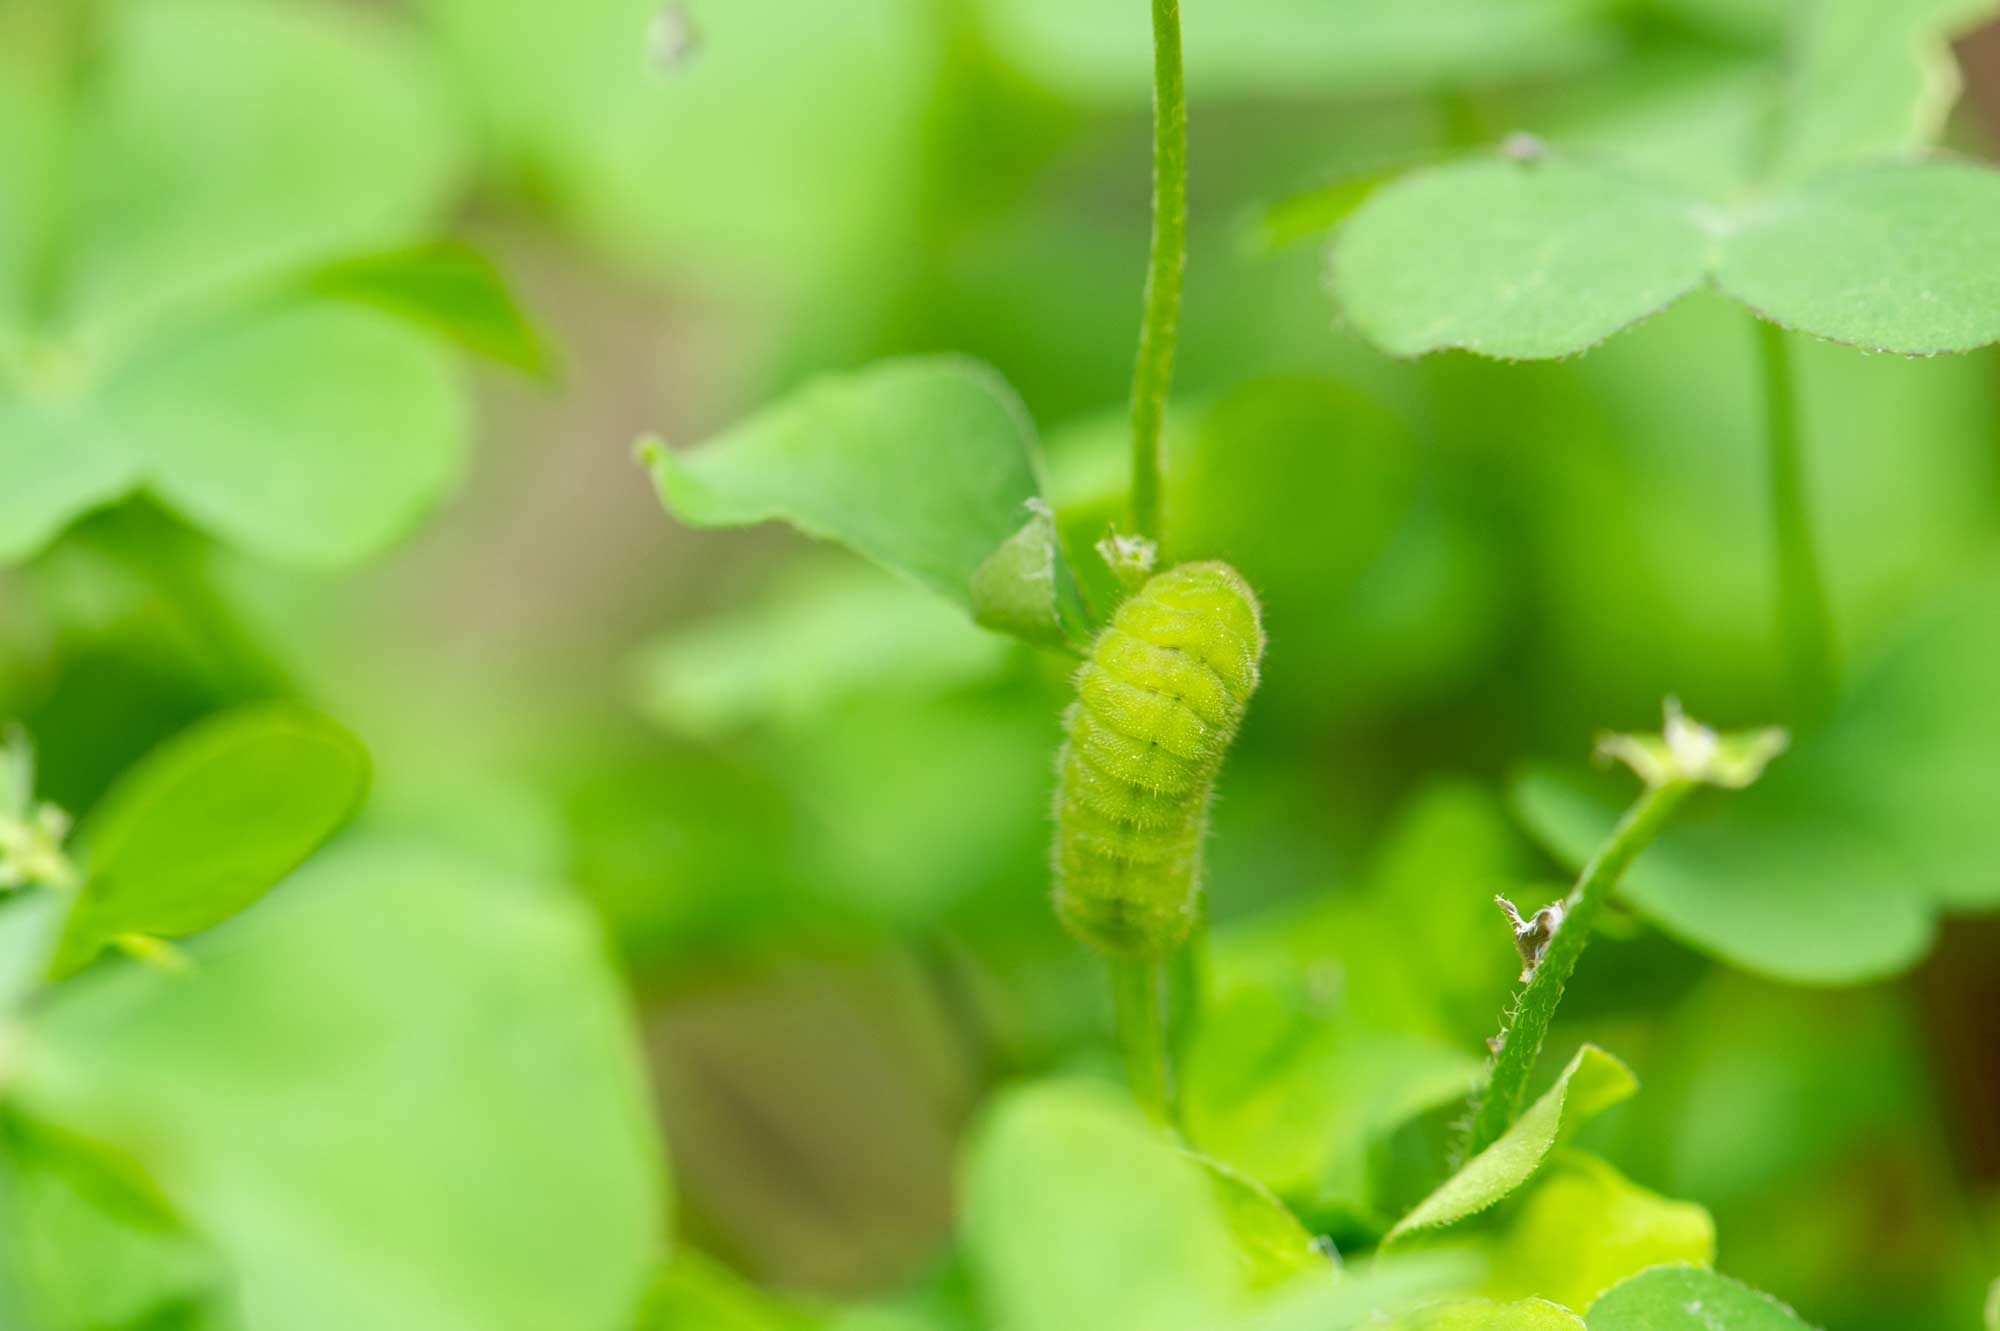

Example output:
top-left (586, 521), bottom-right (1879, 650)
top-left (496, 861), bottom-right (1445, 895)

top-left (1495, 894), bottom-right (1566, 982)
top-left (1595, 697), bottom-right (1789, 790)
top-left (1095, 528), bottom-right (1159, 593)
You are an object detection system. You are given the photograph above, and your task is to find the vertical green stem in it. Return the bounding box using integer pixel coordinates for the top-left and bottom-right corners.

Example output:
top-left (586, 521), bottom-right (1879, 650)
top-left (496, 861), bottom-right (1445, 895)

top-left (1757, 320), bottom-right (1838, 727)
top-left (1110, 955), bottom-right (1175, 1125)
top-left (1462, 779), bottom-right (1691, 1158)
top-left (1128, 0), bottom-right (1187, 544)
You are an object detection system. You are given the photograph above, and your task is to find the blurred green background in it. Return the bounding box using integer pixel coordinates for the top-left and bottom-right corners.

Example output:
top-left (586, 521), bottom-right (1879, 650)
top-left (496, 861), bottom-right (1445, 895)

top-left (3, 1), bottom-right (2000, 1328)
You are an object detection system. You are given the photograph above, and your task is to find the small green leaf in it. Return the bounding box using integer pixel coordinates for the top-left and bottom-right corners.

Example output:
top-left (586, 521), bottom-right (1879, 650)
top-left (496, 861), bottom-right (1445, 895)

top-left (1384, 1045), bottom-right (1636, 1245)
top-left (67, 703), bottom-right (369, 958)
top-left (962, 1080), bottom-right (1245, 1331)
top-left (969, 501), bottom-right (1091, 651)
top-left (306, 242), bottom-right (552, 378)
top-left (1189, 1151), bottom-right (1335, 1291)
top-left (1715, 161), bottom-right (2000, 354)
top-left (641, 357), bottom-right (1046, 612)
top-left (1985, 1276), bottom-right (1998, 1331)
top-left (1330, 156), bottom-right (1710, 360)
top-left (1387, 1299), bottom-right (1585, 1330)
top-left (1486, 1154), bottom-right (1715, 1311)
top-left (1586, 1266), bottom-right (1819, 1330)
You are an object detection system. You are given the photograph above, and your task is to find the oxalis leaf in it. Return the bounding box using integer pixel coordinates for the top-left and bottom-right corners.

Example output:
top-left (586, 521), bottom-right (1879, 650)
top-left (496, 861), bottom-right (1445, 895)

top-left (58, 703), bottom-right (370, 971)
top-left (0, 0), bottom-right (483, 569)
top-left (1329, 149), bottom-right (2000, 359)
top-left (1587, 1266), bottom-right (1820, 1330)
top-left (641, 357), bottom-right (1068, 625)
top-left (305, 242), bottom-right (553, 379)
top-left (1383, 1045), bottom-right (1635, 1245)
top-left (1514, 573), bottom-right (2000, 983)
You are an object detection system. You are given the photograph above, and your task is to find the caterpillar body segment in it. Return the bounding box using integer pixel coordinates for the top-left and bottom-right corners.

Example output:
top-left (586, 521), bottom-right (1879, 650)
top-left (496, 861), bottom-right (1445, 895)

top-left (1054, 561), bottom-right (1265, 957)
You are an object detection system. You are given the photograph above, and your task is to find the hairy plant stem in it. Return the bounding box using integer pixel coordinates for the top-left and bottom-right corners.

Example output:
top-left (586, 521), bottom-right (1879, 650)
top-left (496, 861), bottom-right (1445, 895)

top-left (1462, 779), bottom-right (1691, 1159)
top-left (1757, 320), bottom-right (1838, 728)
top-left (1127, 0), bottom-right (1187, 544)
top-left (1109, 955), bottom-right (1176, 1125)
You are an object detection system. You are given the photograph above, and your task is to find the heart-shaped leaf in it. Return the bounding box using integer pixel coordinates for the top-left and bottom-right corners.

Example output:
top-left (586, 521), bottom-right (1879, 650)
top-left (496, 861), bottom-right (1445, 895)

top-left (642, 357), bottom-right (1051, 614)
top-left (1330, 156), bottom-right (1712, 360)
top-left (1332, 152), bottom-right (2000, 359)
top-left (1587, 1266), bottom-right (1819, 1330)
top-left (1715, 161), bottom-right (2000, 354)
top-left (0, 0), bottom-right (490, 570)
top-left (1384, 1045), bottom-right (1635, 1245)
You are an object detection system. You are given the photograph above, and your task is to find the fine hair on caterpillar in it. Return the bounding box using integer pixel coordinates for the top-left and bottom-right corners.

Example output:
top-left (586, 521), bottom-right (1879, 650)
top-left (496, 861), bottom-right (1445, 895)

top-left (1053, 561), bottom-right (1266, 958)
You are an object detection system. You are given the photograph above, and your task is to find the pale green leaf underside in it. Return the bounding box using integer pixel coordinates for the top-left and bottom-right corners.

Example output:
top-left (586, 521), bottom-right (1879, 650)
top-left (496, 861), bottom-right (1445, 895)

top-left (16, 839), bottom-right (664, 1331)
top-left (1514, 573), bottom-right (2000, 983)
top-left (72, 703), bottom-right (371, 952)
top-left (1385, 1045), bottom-right (1635, 1244)
top-left (1332, 154), bottom-right (2000, 359)
top-left (1587, 1266), bottom-right (1820, 1330)
top-left (642, 357), bottom-right (1046, 612)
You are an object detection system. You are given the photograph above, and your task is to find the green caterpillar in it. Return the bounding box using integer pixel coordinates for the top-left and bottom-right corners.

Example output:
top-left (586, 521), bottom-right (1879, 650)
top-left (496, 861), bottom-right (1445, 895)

top-left (1054, 561), bottom-right (1265, 957)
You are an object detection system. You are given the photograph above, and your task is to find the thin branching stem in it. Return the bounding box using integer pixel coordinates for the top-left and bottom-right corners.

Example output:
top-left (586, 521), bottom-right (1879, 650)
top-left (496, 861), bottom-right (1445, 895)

top-left (1128, 0), bottom-right (1187, 544)
top-left (1461, 779), bottom-right (1691, 1158)
top-left (1757, 319), bottom-right (1838, 727)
